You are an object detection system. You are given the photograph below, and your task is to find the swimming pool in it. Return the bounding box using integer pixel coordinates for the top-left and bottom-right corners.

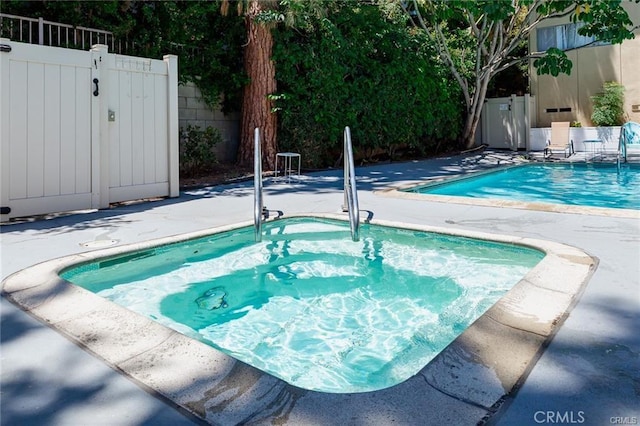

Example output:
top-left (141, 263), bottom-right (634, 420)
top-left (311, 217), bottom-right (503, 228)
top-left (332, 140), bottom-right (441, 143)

top-left (404, 162), bottom-right (640, 211)
top-left (61, 217), bottom-right (544, 393)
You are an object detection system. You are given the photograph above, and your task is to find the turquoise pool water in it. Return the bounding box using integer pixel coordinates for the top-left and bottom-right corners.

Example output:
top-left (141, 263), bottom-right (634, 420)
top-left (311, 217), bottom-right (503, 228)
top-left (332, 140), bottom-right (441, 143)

top-left (61, 217), bottom-right (544, 393)
top-left (407, 162), bottom-right (640, 210)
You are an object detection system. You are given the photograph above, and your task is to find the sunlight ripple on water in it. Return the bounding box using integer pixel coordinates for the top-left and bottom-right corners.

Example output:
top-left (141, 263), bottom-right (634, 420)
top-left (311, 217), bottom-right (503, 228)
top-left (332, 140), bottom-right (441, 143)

top-left (62, 218), bottom-right (543, 393)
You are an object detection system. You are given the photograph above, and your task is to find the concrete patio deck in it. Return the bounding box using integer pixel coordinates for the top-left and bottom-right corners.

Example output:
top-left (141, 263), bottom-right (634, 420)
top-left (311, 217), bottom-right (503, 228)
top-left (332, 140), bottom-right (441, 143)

top-left (2, 151), bottom-right (639, 425)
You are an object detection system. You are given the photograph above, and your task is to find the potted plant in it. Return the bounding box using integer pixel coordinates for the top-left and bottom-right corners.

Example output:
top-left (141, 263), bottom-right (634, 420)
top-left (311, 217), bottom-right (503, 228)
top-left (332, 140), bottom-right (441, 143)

top-left (591, 81), bottom-right (626, 127)
top-left (569, 82), bottom-right (627, 153)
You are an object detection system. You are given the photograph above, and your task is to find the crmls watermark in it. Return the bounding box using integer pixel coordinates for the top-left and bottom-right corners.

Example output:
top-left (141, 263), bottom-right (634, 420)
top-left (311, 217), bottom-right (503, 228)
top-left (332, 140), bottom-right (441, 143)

top-left (610, 417), bottom-right (638, 425)
top-left (534, 411), bottom-right (585, 424)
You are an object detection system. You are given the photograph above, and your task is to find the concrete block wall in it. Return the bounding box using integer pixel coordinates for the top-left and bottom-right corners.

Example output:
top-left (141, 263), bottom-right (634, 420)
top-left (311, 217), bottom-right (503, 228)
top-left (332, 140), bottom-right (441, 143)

top-left (178, 82), bottom-right (239, 163)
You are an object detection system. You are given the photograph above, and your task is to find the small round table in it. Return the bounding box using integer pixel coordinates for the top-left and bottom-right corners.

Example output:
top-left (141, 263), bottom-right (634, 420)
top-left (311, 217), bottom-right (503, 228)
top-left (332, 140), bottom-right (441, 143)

top-left (275, 152), bottom-right (301, 182)
top-left (582, 139), bottom-right (603, 161)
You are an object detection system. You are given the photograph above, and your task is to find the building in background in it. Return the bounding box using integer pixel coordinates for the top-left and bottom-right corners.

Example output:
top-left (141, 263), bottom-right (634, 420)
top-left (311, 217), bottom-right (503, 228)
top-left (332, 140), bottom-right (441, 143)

top-left (529, 3), bottom-right (640, 127)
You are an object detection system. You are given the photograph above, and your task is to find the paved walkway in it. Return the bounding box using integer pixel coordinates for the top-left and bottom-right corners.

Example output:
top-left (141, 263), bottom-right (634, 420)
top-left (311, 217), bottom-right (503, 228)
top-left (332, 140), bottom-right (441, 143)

top-left (2, 152), bottom-right (638, 425)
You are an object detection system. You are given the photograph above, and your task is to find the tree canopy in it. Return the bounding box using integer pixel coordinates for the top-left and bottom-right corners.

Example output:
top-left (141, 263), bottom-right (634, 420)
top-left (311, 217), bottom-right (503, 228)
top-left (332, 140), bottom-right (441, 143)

top-left (401, 0), bottom-right (638, 148)
top-left (4, 0), bottom-right (637, 163)
top-left (273, 0), bottom-right (462, 166)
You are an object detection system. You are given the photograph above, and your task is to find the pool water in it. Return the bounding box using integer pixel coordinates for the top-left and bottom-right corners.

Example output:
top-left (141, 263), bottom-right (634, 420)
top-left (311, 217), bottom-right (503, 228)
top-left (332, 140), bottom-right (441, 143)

top-left (61, 217), bottom-right (544, 393)
top-left (407, 162), bottom-right (640, 210)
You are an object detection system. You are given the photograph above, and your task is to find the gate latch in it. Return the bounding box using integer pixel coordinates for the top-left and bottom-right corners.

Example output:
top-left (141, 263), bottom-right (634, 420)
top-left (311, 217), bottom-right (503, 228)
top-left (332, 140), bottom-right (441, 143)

top-left (0, 44), bottom-right (12, 53)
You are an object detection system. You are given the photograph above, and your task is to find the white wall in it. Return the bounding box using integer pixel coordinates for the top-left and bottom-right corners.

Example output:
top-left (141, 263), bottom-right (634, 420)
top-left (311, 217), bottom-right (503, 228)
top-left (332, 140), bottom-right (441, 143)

top-left (529, 126), bottom-right (621, 151)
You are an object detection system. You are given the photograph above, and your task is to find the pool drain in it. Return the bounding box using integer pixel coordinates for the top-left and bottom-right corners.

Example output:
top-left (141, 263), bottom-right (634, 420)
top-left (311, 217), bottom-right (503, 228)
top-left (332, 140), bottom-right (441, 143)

top-left (80, 239), bottom-right (119, 248)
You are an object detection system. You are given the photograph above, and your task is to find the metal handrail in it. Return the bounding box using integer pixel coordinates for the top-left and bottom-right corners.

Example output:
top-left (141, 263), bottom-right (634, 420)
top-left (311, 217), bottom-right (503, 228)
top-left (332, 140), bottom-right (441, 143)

top-left (618, 130), bottom-right (627, 164)
top-left (343, 127), bottom-right (360, 241)
top-left (254, 128), bottom-right (264, 242)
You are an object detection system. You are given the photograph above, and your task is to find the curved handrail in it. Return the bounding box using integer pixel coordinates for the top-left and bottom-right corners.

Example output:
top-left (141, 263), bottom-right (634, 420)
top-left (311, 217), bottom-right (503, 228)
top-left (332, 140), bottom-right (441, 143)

top-left (344, 126), bottom-right (360, 241)
top-left (254, 128), bottom-right (263, 242)
top-left (618, 121), bottom-right (640, 164)
top-left (618, 128), bottom-right (626, 164)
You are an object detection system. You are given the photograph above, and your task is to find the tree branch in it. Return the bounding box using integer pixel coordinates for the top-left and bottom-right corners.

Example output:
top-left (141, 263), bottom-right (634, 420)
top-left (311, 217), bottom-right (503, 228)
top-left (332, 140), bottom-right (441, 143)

top-left (403, 0), bottom-right (471, 106)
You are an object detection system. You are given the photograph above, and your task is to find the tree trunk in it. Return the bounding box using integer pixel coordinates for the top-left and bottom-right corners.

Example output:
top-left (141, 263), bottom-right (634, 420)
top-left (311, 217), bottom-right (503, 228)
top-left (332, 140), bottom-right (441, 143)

top-left (461, 103), bottom-right (482, 149)
top-left (461, 69), bottom-right (492, 149)
top-left (237, 1), bottom-right (278, 170)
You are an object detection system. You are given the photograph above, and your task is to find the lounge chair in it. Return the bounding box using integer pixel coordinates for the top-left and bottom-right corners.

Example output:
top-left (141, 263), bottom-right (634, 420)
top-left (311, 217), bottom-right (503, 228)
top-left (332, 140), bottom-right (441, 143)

top-left (544, 121), bottom-right (575, 158)
top-left (618, 121), bottom-right (640, 162)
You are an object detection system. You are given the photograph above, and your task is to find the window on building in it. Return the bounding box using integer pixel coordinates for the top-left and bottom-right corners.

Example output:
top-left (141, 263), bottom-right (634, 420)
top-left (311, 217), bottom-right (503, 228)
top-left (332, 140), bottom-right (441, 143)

top-left (536, 23), bottom-right (609, 51)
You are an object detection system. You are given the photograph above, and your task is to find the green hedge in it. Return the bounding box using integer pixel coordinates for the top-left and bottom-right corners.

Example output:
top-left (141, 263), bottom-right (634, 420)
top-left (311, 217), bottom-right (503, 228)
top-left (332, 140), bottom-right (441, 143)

top-left (272, 2), bottom-right (463, 168)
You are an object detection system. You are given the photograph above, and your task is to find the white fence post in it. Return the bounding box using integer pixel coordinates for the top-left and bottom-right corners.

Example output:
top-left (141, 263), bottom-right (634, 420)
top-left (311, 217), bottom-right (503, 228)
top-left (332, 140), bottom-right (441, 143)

top-left (164, 54), bottom-right (179, 197)
top-left (0, 39), bottom-right (9, 218)
top-left (91, 44), bottom-right (110, 208)
top-left (524, 94), bottom-right (531, 151)
top-left (38, 17), bottom-right (44, 45)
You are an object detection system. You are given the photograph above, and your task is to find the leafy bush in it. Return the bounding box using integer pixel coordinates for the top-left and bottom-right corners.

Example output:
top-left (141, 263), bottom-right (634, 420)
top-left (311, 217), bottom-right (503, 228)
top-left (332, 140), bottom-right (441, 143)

top-left (272, 1), bottom-right (463, 168)
top-left (180, 125), bottom-right (222, 177)
top-left (591, 81), bottom-right (626, 126)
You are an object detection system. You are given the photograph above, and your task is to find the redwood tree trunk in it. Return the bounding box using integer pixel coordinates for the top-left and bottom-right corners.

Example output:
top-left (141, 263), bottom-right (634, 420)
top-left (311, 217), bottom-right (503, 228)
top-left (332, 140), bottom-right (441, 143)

top-left (237, 1), bottom-right (277, 170)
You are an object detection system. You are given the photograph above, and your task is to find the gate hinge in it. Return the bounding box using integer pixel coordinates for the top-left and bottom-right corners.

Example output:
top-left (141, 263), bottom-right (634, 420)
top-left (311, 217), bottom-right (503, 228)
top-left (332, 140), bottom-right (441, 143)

top-left (0, 44), bottom-right (12, 53)
top-left (0, 206), bottom-right (11, 214)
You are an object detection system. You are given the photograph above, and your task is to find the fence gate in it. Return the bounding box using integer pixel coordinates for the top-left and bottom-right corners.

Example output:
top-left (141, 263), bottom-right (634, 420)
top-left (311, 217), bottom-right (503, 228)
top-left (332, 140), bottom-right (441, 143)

top-left (481, 94), bottom-right (536, 151)
top-left (0, 39), bottom-right (178, 221)
top-left (0, 41), bottom-right (95, 218)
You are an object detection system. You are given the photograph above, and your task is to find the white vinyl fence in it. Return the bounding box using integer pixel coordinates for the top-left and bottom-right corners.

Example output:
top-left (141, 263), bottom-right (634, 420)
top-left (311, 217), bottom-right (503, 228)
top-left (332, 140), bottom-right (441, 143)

top-left (0, 39), bottom-right (178, 221)
top-left (481, 95), bottom-right (536, 151)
